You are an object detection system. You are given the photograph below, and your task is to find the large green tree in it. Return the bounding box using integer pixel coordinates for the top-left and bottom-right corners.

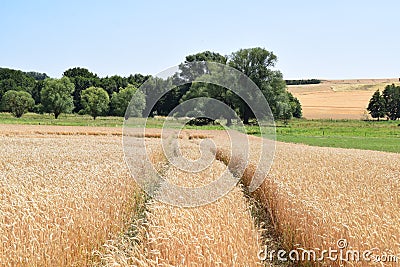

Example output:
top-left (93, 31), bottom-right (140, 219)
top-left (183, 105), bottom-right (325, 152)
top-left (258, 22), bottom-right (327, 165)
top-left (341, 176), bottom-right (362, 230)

top-left (166, 51), bottom-right (229, 118)
top-left (178, 51), bottom-right (227, 83)
top-left (382, 84), bottom-right (400, 120)
top-left (141, 76), bottom-right (174, 117)
top-left (179, 48), bottom-right (301, 124)
top-left (80, 86), bottom-right (110, 119)
top-left (63, 67), bottom-right (100, 113)
top-left (288, 91), bottom-right (302, 118)
top-left (228, 47), bottom-right (296, 123)
top-left (41, 77), bottom-right (75, 119)
top-left (367, 90), bottom-right (386, 120)
top-left (111, 84), bottom-right (146, 118)
top-left (181, 68), bottom-right (237, 125)
top-left (1, 90), bottom-right (34, 118)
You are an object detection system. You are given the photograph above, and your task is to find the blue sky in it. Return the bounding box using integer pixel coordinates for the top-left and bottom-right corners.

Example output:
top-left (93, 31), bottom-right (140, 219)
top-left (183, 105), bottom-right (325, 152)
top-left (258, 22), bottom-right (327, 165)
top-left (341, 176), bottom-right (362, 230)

top-left (1, 0), bottom-right (399, 79)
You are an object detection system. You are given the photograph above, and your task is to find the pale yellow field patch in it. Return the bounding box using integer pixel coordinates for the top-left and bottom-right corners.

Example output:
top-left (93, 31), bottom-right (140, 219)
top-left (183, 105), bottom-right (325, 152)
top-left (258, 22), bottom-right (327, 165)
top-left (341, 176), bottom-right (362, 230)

top-left (288, 78), bottom-right (400, 119)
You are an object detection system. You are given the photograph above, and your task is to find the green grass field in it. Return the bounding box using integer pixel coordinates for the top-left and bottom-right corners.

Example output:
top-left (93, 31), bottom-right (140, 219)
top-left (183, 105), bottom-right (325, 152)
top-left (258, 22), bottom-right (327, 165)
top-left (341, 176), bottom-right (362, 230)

top-left (273, 119), bottom-right (400, 153)
top-left (1, 113), bottom-right (399, 153)
top-left (0, 112), bottom-right (124, 127)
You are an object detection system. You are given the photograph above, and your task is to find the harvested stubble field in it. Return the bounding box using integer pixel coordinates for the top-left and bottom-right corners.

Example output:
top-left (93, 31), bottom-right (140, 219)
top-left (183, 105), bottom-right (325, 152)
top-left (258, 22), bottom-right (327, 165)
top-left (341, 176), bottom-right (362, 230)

top-left (288, 79), bottom-right (400, 120)
top-left (1, 125), bottom-right (399, 266)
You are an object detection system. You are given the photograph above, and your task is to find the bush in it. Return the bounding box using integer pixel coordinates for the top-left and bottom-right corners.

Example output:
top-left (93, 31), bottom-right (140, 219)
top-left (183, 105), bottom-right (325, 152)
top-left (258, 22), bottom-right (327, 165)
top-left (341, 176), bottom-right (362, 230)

top-left (1, 90), bottom-right (34, 118)
top-left (187, 117), bottom-right (215, 126)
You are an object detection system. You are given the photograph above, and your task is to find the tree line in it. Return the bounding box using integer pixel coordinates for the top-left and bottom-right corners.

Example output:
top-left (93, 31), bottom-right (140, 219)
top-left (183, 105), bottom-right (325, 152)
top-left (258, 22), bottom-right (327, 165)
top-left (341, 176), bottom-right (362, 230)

top-left (285, 79), bottom-right (321, 85)
top-left (367, 84), bottom-right (400, 121)
top-left (0, 47), bottom-right (302, 123)
top-left (0, 67), bottom-right (149, 119)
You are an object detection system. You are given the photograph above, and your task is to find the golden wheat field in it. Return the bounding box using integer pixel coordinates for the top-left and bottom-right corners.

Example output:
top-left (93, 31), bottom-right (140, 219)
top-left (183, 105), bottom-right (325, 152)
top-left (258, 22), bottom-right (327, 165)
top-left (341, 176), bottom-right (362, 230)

top-left (288, 79), bottom-right (400, 119)
top-left (1, 125), bottom-right (400, 266)
top-left (215, 133), bottom-right (400, 266)
top-left (0, 125), bottom-right (141, 266)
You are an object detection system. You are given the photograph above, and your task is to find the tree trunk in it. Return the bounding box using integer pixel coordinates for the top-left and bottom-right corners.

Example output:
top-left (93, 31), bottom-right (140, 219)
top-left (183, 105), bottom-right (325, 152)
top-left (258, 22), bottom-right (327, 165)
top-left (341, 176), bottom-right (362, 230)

top-left (55, 113), bottom-right (59, 119)
top-left (226, 117), bottom-right (232, 126)
top-left (243, 111), bottom-right (249, 125)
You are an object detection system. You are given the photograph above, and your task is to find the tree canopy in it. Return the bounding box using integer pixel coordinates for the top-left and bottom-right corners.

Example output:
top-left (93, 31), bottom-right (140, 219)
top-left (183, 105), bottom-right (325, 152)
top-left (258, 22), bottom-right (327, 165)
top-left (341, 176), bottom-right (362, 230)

top-left (25, 71), bottom-right (49, 81)
top-left (80, 86), bottom-right (110, 119)
top-left (229, 48), bottom-right (279, 123)
top-left (41, 77), bottom-right (75, 119)
top-left (63, 67), bottom-right (98, 79)
top-left (111, 84), bottom-right (146, 118)
top-left (0, 68), bottom-right (36, 96)
top-left (382, 84), bottom-right (400, 120)
top-left (1, 48), bottom-right (303, 123)
top-left (177, 48), bottom-right (301, 124)
top-left (365, 84), bottom-right (400, 121)
top-left (367, 90), bottom-right (386, 120)
top-left (1, 90), bottom-right (34, 118)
